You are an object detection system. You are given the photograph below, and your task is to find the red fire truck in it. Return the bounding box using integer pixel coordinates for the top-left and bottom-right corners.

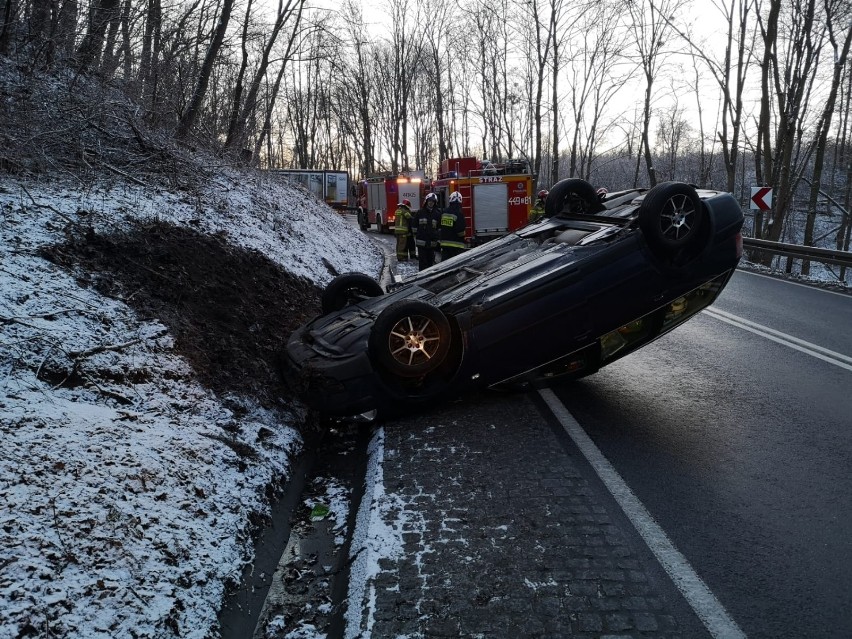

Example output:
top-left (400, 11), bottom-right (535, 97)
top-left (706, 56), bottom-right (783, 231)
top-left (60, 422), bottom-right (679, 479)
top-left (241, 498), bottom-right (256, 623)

top-left (356, 172), bottom-right (430, 233)
top-left (431, 157), bottom-right (535, 245)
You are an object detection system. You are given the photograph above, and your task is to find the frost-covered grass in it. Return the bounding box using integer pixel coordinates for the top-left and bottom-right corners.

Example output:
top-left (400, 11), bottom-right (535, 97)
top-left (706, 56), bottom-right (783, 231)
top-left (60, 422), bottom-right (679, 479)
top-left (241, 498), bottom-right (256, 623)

top-left (0, 172), bottom-right (382, 639)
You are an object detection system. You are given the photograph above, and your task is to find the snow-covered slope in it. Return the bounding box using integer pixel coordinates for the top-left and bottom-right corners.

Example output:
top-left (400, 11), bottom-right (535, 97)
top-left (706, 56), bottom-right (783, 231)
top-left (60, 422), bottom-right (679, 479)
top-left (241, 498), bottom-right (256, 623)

top-left (0, 172), bottom-right (382, 639)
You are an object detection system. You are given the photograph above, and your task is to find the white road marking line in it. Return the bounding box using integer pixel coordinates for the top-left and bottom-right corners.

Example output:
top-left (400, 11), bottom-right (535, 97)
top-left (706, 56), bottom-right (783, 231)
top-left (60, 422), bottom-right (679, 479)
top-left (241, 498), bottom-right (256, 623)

top-left (704, 308), bottom-right (852, 372)
top-left (538, 388), bottom-right (747, 639)
top-left (737, 269), bottom-right (851, 298)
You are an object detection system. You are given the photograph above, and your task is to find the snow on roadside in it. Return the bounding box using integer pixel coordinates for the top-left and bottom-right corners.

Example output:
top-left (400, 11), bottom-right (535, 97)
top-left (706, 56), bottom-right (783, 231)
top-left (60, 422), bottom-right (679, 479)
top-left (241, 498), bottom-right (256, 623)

top-left (0, 172), bottom-right (382, 638)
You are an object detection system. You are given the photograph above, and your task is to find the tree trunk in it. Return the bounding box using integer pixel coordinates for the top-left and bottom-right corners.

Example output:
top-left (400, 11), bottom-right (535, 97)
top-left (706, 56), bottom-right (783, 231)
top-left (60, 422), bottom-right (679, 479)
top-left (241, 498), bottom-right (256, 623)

top-left (226, 0), bottom-right (303, 154)
top-left (754, 0), bottom-right (780, 241)
top-left (550, 32), bottom-right (559, 183)
top-left (138, 0), bottom-right (161, 105)
top-left (175, 0), bottom-right (236, 139)
top-left (641, 69), bottom-right (656, 187)
top-left (0, 0), bottom-right (16, 55)
top-left (52, 0), bottom-right (78, 64)
top-left (224, 0), bottom-right (254, 150)
top-left (77, 0), bottom-right (120, 71)
top-left (801, 6), bottom-right (851, 274)
top-left (254, 58), bottom-right (288, 164)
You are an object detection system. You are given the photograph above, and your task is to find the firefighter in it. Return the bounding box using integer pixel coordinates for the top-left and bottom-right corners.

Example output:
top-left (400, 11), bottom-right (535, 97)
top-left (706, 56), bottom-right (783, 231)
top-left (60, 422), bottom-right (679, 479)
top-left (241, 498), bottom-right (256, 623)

top-left (411, 192), bottom-right (441, 270)
top-left (394, 199), bottom-right (414, 261)
top-left (529, 189), bottom-right (548, 222)
top-left (439, 191), bottom-right (467, 261)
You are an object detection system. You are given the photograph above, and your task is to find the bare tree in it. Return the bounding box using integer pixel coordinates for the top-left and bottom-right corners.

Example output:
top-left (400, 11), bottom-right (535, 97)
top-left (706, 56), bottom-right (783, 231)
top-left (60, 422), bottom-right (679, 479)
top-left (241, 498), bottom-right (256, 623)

top-left (517, 0), bottom-right (554, 183)
top-left (666, 0), bottom-right (757, 194)
top-left (654, 99), bottom-right (692, 181)
top-left (175, 0), bottom-right (237, 139)
top-left (52, 0), bottom-right (79, 65)
top-left (77, 0), bottom-right (121, 71)
top-left (755, 0), bottom-right (826, 249)
top-left (224, 0), bottom-right (305, 154)
top-left (420, 0), bottom-right (456, 163)
top-left (801, 0), bottom-right (852, 273)
top-left (338, 0), bottom-right (375, 176)
top-left (626, 0), bottom-right (688, 187)
top-left (565, 1), bottom-right (633, 182)
top-left (834, 53), bottom-right (852, 279)
top-left (0, 0), bottom-right (16, 55)
top-left (223, 0), bottom-right (256, 150)
top-left (468, 0), bottom-right (510, 161)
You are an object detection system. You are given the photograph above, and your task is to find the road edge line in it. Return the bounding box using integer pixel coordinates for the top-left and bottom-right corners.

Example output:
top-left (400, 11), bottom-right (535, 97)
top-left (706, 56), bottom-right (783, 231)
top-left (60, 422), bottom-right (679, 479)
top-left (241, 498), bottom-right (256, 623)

top-left (538, 388), bottom-right (747, 639)
top-left (704, 309), bottom-right (852, 372)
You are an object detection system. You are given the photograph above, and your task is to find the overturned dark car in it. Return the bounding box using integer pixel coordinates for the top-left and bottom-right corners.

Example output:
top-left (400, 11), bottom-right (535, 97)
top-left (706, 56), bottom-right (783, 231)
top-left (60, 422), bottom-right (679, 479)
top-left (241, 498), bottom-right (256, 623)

top-left (286, 179), bottom-right (744, 419)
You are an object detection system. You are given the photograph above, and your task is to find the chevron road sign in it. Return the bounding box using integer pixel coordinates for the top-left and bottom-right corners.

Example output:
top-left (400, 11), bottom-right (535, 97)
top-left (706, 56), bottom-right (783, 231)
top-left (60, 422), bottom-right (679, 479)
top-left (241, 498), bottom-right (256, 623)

top-left (750, 187), bottom-right (773, 210)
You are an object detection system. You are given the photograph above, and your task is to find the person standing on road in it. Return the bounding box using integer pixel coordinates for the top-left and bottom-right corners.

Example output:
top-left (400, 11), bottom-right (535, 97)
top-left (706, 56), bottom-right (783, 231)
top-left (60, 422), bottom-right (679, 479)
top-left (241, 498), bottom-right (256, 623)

top-left (439, 191), bottom-right (467, 261)
top-left (394, 199), bottom-right (414, 261)
top-left (529, 189), bottom-right (548, 223)
top-left (411, 192), bottom-right (441, 271)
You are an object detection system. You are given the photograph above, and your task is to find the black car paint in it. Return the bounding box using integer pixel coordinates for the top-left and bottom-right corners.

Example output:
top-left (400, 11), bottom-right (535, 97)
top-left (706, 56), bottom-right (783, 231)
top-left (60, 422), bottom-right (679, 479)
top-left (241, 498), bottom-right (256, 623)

top-left (286, 185), bottom-right (744, 418)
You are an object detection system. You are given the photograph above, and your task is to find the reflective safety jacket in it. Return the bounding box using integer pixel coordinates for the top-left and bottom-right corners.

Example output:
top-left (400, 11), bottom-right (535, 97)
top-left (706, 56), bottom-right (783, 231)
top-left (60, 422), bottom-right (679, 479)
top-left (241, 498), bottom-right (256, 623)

top-left (394, 205), bottom-right (412, 234)
top-left (529, 199), bottom-right (545, 223)
top-left (411, 204), bottom-right (441, 248)
top-left (439, 201), bottom-right (466, 249)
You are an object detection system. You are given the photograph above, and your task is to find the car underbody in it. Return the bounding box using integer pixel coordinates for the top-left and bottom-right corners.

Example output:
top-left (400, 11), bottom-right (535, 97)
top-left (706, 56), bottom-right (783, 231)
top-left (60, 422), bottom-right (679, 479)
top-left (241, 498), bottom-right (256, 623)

top-left (286, 180), bottom-right (744, 419)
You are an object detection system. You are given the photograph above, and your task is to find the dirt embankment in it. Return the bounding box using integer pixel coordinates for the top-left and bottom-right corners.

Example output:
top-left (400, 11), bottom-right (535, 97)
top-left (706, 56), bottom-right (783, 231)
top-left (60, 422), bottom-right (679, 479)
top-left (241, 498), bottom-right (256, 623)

top-left (42, 221), bottom-right (322, 410)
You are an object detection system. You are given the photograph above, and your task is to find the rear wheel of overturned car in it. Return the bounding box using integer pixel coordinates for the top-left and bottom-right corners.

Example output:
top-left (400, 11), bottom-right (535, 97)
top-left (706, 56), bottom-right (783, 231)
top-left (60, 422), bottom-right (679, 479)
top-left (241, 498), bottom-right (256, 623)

top-left (545, 178), bottom-right (606, 217)
top-left (321, 272), bottom-right (384, 314)
top-left (639, 182), bottom-right (706, 254)
top-left (370, 300), bottom-right (451, 378)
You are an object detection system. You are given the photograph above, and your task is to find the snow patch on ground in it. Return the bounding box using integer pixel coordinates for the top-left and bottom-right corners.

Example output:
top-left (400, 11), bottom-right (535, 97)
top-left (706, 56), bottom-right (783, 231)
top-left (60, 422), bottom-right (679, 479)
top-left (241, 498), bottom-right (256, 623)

top-left (0, 173), bottom-right (382, 638)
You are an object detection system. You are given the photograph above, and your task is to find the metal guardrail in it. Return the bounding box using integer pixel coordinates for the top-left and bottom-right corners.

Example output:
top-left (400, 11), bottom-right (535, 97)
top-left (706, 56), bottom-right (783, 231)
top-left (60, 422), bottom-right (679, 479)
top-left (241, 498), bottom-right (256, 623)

top-left (742, 237), bottom-right (852, 268)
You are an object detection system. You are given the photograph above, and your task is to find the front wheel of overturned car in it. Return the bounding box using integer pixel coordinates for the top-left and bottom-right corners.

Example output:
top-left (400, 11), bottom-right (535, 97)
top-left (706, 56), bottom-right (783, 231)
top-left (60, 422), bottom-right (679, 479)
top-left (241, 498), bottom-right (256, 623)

top-left (545, 178), bottom-right (606, 217)
top-left (639, 182), bottom-right (706, 255)
top-left (321, 272), bottom-right (384, 314)
top-left (370, 300), bottom-right (451, 378)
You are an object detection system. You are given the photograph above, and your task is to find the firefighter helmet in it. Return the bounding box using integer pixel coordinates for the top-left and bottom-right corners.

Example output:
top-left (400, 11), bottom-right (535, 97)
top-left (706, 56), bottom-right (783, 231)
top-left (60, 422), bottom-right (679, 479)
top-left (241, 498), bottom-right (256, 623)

top-left (424, 193), bottom-right (438, 205)
top-left (400, 198), bottom-right (411, 207)
top-left (449, 191), bottom-right (463, 203)
top-left (538, 189), bottom-right (549, 199)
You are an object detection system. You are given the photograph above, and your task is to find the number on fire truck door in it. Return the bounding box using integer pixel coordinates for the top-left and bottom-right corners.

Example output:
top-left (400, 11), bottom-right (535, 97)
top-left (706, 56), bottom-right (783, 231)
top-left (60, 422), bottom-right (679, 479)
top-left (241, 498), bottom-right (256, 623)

top-left (473, 183), bottom-right (509, 233)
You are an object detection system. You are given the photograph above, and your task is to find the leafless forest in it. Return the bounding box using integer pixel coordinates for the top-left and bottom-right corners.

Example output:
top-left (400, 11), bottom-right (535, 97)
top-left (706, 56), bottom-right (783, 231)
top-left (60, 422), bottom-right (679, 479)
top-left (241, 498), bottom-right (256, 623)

top-left (0, 0), bottom-right (850, 267)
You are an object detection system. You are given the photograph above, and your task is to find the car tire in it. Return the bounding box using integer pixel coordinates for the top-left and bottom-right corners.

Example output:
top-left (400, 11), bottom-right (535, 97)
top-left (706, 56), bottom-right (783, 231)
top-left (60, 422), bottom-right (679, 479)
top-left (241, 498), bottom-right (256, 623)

top-left (545, 178), bottom-right (606, 217)
top-left (370, 300), bottom-right (451, 378)
top-left (321, 272), bottom-right (384, 314)
top-left (639, 182), bottom-right (706, 253)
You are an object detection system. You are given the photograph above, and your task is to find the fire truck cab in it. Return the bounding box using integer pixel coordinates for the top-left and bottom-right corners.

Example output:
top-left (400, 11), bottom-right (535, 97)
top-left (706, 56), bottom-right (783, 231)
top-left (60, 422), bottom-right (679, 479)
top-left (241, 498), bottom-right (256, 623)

top-left (356, 172), bottom-right (428, 234)
top-left (432, 157), bottom-right (534, 245)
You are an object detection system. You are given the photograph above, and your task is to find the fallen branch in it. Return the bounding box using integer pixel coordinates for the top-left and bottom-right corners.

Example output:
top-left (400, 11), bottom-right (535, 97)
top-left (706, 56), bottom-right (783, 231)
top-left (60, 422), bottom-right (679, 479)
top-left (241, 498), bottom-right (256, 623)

top-left (127, 117), bottom-right (151, 153)
top-left (78, 368), bottom-right (134, 405)
top-left (19, 184), bottom-right (77, 224)
top-left (101, 160), bottom-right (147, 187)
top-left (1, 308), bottom-right (96, 324)
top-left (68, 328), bottom-right (168, 360)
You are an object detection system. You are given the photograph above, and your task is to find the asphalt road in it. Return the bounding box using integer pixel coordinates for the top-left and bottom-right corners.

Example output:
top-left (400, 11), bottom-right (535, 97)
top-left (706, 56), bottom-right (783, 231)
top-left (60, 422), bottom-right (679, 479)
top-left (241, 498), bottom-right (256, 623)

top-left (341, 220), bottom-right (852, 637)
top-left (551, 270), bottom-right (852, 638)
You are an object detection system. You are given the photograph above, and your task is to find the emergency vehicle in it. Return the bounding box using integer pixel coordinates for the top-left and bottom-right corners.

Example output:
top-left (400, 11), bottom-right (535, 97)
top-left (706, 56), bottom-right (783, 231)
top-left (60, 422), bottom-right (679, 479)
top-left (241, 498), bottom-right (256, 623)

top-left (356, 172), bottom-right (429, 233)
top-left (432, 157), bottom-right (535, 245)
top-left (272, 169), bottom-right (352, 211)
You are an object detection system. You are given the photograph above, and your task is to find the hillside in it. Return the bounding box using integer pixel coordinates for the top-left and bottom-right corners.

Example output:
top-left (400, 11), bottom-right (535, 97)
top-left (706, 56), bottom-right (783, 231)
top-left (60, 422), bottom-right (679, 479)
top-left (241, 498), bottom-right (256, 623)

top-left (0, 61), bottom-right (382, 638)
